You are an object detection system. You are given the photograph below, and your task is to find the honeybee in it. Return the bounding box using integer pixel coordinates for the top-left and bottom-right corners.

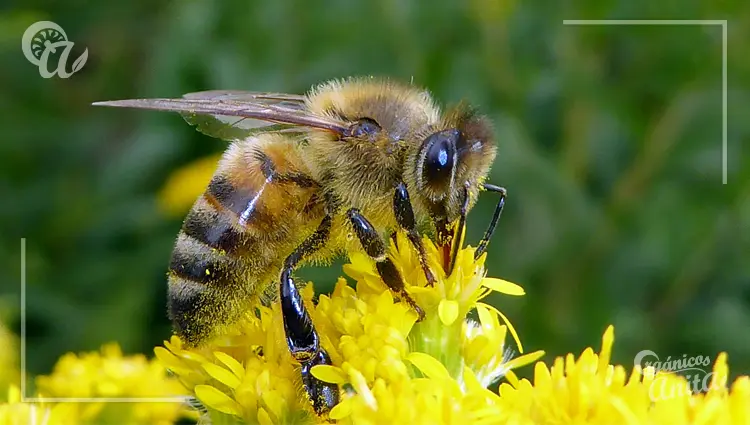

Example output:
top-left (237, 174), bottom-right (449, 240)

top-left (93, 77), bottom-right (506, 416)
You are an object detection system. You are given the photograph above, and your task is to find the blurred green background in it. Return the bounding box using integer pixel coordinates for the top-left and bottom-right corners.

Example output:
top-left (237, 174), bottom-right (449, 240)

top-left (1, 0), bottom-right (748, 384)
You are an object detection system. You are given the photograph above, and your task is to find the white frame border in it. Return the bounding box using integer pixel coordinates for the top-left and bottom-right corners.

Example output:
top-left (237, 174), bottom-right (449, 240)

top-left (15, 18), bottom-right (730, 406)
top-left (19, 238), bottom-right (188, 404)
top-left (563, 19), bottom-right (728, 184)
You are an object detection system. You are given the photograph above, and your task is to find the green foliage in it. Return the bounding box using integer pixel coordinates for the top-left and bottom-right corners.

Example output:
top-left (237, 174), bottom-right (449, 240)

top-left (1, 0), bottom-right (748, 381)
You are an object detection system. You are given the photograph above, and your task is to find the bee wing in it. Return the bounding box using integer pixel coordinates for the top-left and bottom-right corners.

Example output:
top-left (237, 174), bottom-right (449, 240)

top-left (176, 91), bottom-right (311, 140)
top-left (93, 92), bottom-right (348, 141)
top-left (182, 90), bottom-right (306, 109)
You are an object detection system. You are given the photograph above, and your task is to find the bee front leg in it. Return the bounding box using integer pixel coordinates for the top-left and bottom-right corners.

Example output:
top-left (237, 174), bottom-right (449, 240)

top-left (393, 182), bottom-right (437, 286)
top-left (279, 215), bottom-right (339, 416)
top-left (347, 208), bottom-right (425, 320)
top-left (446, 182), bottom-right (471, 276)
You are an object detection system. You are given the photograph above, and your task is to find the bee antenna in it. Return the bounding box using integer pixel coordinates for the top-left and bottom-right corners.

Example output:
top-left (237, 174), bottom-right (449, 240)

top-left (474, 183), bottom-right (507, 259)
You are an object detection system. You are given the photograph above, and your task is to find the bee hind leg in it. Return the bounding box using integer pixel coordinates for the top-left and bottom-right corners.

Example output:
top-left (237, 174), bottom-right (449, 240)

top-left (279, 215), bottom-right (339, 416)
top-left (346, 208), bottom-right (426, 321)
top-left (393, 182), bottom-right (437, 286)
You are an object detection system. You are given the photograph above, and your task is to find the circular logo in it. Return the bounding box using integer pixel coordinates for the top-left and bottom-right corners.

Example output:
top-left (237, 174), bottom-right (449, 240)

top-left (21, 21), bottom-right (87, 78)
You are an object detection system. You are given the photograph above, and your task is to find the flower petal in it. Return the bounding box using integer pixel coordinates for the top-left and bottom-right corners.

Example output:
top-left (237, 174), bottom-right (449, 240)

top-left (153, 346), bottom-right (183, 370)
top-left (203, 363), bottom-right (241, 389)
top-left (502, 369), bottom-right (520, 388)
top-left (462, 366), bottom-right (484, 393)
top-left (348, 369), bottom-right (377, 410)
top-left (481, 278), bottom-right (525, 296)
top-left (311, 365), bottom-right (348, 384)
top-left (438, 299), bottom-right (460, 326)
top-left (407, 352), bottom-right (451, 381)
top-left (598, 325), bottom-right (614, 374)
top-left (213, 351), bottom-right (245, 380)
top-left (330, 398), bottom-right (353, 420)
top-left (504, 350), bottom-right (545, 373)
top-left (478, 302), bottom-right (524, 354)
top-left (194, 385), bottom-right (242, 416)
top-left (257, 407), bottom-right (274, 425)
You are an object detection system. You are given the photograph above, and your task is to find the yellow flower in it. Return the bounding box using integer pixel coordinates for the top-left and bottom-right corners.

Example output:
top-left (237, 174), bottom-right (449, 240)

top-left (158, 153), bottom-right (222, 217)
top-left (33, 343), bottom-right (191, 425)
top-left (155, 306), bottom-right (316, 424)
top-left (312, 231), bottom-right (543, 424)
top-left (0, 385), bottom-right (80, 425)
top-left (0, 321), bottom-right (19, 401)
top-left (153, 222), bottom-right (750, 425)
top-left (156, 229), bottom-right (540, 424)
top-left (496, 325), bottom-right (750, 425)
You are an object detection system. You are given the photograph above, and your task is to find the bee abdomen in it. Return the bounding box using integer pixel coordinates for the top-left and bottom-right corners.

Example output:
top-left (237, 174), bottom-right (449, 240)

top-left (168, 233), bottom-right (241, 285)
top-left (166, 276), bottom-right (209, 343)
top-left (181, 196), bottom-right (245, 254)
top-left (167, 232), bottom-right (252, 346)
top-left (205, 173), bottom-right (275, 232)
top-left (167, 135), bottom-right (324, 346)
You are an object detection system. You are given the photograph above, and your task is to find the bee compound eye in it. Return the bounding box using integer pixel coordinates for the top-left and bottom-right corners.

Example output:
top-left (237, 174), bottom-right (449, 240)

top-left (347, 117), bottom-right (381, 138)
top-left (422, 129), bottom-right (459, 185)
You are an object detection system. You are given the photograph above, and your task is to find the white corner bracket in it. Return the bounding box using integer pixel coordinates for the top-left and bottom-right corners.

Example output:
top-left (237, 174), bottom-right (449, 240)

top-left (562, 20), bottom-right (728, 184)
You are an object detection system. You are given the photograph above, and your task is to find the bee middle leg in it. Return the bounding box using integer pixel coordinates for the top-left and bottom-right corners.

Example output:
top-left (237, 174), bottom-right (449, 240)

top-left (393, 182), bottom-right (437, 286)
top-left (347, 208), bottom-right (425, 320)
top-left (279, 215), bottom-right (339, 416)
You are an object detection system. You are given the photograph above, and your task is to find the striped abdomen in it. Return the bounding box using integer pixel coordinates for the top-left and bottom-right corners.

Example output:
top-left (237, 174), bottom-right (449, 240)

top-left (167, 134), bottom-right (324, 346)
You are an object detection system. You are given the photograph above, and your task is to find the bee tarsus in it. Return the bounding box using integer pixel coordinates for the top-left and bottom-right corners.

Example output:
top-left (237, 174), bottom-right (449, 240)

top-left (300, 348), bottom-right (339, 416)
top-left (279, 271), bottom-right (339, 415)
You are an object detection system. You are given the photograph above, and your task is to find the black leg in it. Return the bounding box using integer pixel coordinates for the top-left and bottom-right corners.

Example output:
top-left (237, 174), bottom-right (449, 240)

top-left (433, 216), bottom-right (453, 273)
top-left (279, 215), bottom-right (339, 415)
top-left (393, 182), bottom-right (436, 286)
top-left (447, 182), bottom-right (470, 276)
top-left (347, 208), bottom-right (425, 320)
top-left (300, 349), bottom-right (339, 416)
top-left (474, 183), bottom-right (507, 259)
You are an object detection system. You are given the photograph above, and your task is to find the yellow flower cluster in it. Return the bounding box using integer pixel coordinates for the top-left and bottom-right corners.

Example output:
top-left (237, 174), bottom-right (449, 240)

top-left (158, 153), bottom-right (222, 217)
top-left (310, 232), bottom-right (543, 424)
top-left (0, 321), bottom-right (19, 401)
top-left (157, 230), bottom-right (543, 425)
top-left (155, 227), bottom-right (750, 425)
top-left (3, 222), bottom-right (748, 425)
top-left (155, 306), bottom-right (317, 425)
top-left (0, 386), bottom-right (79, 425)
top-left (0, 343), bottom-right (191, 425)
top-left (495, 326), bottom-right (750, 425)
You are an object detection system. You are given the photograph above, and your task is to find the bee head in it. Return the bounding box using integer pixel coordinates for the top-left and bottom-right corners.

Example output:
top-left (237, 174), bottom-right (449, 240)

top-left (412, 105), bottom-right (497, 222)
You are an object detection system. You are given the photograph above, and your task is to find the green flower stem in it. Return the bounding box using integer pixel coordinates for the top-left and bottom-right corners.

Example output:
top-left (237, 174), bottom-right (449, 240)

top-left (409, 313), bottom-right (464, 380)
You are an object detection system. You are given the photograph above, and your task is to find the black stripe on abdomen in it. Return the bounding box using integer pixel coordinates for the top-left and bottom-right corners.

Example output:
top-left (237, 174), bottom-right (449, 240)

top-left (206, 175), bottom-right (273, 227)
top-left (181, 202), bottom-right (243, 254)
top-left (168, 234), bottom-right (236, 285)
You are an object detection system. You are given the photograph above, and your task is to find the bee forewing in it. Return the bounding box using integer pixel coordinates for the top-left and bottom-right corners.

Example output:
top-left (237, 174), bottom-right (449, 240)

top-left (181, 113), bottom-right (300, 142)
top-left (92, 97), bottom-right (349, 140)
top-left (180, 92), bottom-right (308, 138)
top-left (183, 90), bottom-right (307, 110)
